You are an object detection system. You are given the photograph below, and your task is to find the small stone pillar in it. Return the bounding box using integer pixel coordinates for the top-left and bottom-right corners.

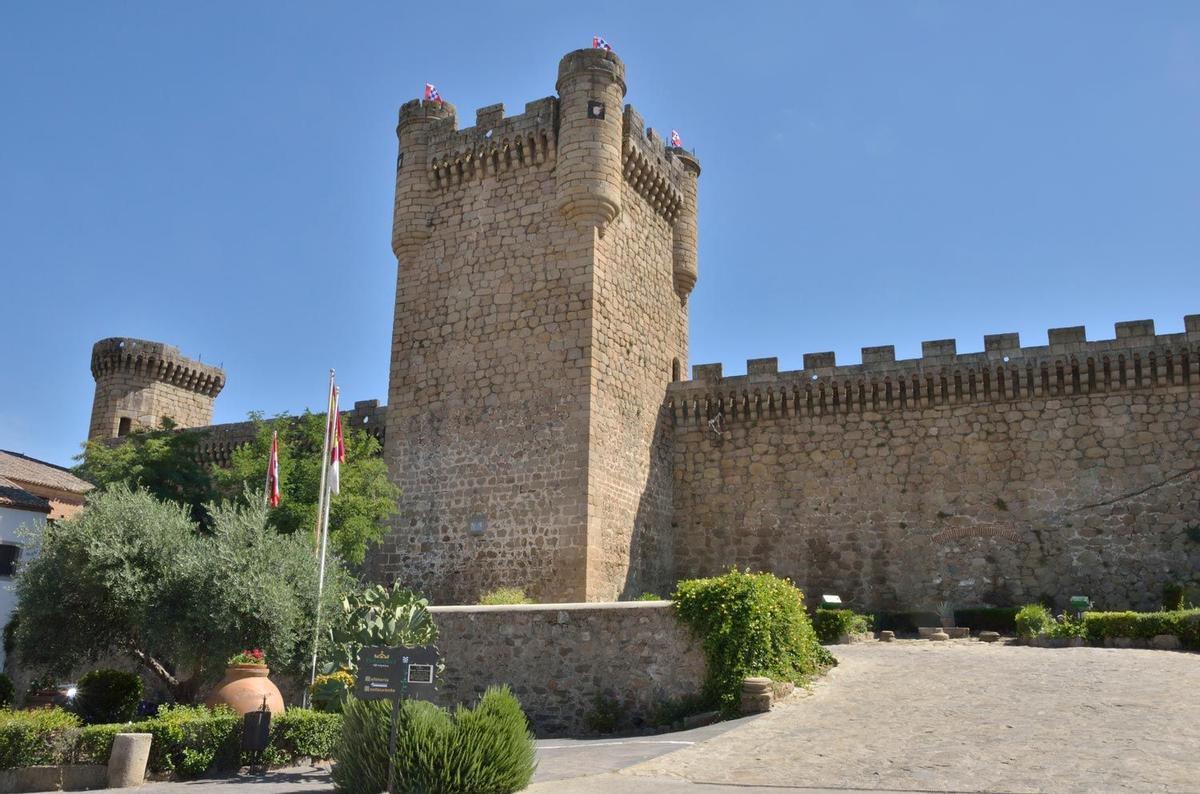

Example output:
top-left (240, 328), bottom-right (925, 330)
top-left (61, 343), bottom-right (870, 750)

top-left (740, 677), bottom-right (773, 714)
top-left (879, 630), bottom-right (895, 642)
top-left (108, 733), bottom-right (152, 788)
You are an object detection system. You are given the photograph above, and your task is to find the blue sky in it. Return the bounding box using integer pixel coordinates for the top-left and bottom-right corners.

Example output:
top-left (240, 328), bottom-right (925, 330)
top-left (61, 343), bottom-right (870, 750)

top-left (3, 2), bottom-right (1198, 466)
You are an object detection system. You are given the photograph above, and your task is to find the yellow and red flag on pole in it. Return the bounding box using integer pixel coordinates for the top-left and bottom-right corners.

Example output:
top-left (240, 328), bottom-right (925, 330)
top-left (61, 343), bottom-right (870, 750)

top-left (266, 430), bottom-right (281, 508)
top-left (326, 385), bottom-right (345, 496)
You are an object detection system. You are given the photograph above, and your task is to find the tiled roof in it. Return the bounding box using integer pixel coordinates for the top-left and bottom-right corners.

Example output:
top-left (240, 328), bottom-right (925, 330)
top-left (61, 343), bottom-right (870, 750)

top-left (0, 475), bottom-right (52, 513)
top-left (0, 450), bottom-right (94, 495)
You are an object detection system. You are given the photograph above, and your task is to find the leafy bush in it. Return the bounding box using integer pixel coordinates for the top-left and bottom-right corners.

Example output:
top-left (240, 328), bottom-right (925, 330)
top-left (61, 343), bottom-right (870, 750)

top-left (311, 670), bottom-right (355, 713)
top-left (952, 607), bottom-right (1020, 633)
top-left (635, 593), bottom-right (664, 601)
top-left (262, 709), bottom-right (342, 767)
top-left (1015, 604), bottom-right (1054, 639)
top-left (1083, 609), bottom-right (1200, 648)
top-left (584, 692), bottom-right (623, 734)
top-left (142, 704), bottom-right (241, 779)
top-left (478, 587), bottom-right (533, 606)
top-left (1045, 614), bottom-right (1087, 639)
top-left (0, 708), bottom-right (79, 770)
top-left (673, 570), bottom-right (834, 715)
top-left (811, 609), bottom-right (873, 644)
top-left (72, 723), bottom-right (123, 765)
top-left (1162, 583), bottom-right (1188, 611)
top-left (0, 672), bottom-right (14, 709)
top-left (333, 688), bottom-right (536, 794)
top-left (74, 668), bottom-right (144, 725)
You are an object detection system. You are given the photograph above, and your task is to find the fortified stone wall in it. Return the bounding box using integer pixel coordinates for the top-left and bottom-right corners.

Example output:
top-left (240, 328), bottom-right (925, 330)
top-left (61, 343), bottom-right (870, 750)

top-left (376, 49), bottom-right (699, 604)
top-left (428, 602), bottom-right (706, 736)
top-left (192, 399), bottom-right (386, 467)
top-left (667, 318), bottom-right (1200, 611)
top-left (88, 338), bottom-right (225, 440)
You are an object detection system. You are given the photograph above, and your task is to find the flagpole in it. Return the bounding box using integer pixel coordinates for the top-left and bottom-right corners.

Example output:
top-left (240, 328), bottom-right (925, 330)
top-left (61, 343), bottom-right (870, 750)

top-left (308, 369), bottom-right (335, 704)
top-left (263, 430), bottom-right (274, 508)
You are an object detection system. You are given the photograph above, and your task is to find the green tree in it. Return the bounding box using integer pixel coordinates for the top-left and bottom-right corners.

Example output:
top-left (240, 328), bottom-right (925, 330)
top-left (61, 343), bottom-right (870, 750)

top-left (74, 419), bottom-right (217, 526)
top-left (14, 486), bottom-right (347, 703)
top-left (212, 412), bottom-right (399, 564)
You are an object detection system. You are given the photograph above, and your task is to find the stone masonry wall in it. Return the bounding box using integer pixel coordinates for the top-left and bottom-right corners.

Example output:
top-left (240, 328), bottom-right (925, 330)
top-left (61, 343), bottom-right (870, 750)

top-left (668, 319), bottom-right (1200, 612)
top-left (428, 602), bottom-right (707, 736)
top-left (88, 337), bottom-right (224, 440)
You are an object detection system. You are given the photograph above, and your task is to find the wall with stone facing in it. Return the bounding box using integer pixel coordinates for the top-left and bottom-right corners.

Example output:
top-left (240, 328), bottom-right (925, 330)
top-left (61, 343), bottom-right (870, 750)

top-left (88, 337), bottom-right (224, 440)
top-left (667, 319), bottom-right (1200, 612)
top-left (428, 602), bottom-right (706, 736)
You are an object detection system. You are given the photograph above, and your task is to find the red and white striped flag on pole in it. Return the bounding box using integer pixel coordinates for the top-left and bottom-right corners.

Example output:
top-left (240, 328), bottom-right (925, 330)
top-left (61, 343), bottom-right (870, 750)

top-left (265, 430), bottom-right (281, 508)
top-left (326, 386), bottom-right (345, 496)
top-left (670, 129), bottom-right (682, 148)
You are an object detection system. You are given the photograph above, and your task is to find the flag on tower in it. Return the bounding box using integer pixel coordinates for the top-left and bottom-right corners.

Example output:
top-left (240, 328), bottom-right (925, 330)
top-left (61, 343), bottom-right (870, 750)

top-left (670, 129), bottom-right (682, 148)
top-left (326, 386), bottom-right (345, 496)
top-left (592, 35), bottom-right (612, 52)
top-left (424, 83), bottom-right (442, 104)
top-left (265, 430), bottom-right (281, 508)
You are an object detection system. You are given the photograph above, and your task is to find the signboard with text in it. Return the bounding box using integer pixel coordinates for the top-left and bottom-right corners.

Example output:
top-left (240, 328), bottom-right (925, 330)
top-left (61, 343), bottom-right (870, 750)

top-left (356, 645), bottom-right (439, 702)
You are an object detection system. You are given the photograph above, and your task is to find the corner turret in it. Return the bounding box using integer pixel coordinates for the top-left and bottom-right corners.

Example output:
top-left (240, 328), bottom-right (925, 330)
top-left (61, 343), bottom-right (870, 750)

top-left (669, 147), bottom-right (701, 299)
top-left (555, 48), bottom-right (627, 232)
top-left (393, 98), bottom-right (457, 256)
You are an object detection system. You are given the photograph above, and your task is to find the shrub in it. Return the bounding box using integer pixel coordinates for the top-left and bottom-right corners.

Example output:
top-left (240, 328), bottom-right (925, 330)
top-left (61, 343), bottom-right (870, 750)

top-left (73, 668), bottom-right (144, 725)
top-left (583, 692), bottom-right (623, 734)
top-left (72, 723), bottom-right (123, 765)
top-left (262, 709), bottom-right (342, 767)
top-left (1082, 609), bottom-right (1200, 648)
top-left (0, 672), bottom-right (14, 709)
top-left (635, 593), bottom-right (664, 601)
top-left (329, 583), bottom-right (438, 676)
top-left (478, 587), bottom-right (533, 606)
top-left (1045, 614), bottom-right (1086, 639)
top-left (0, 708), bottom-right (79, 770)
top-left (1162, 583), bottom-right (1188, 611)
top-left (142, 704), bottom-right (241, 779)
top-left (673, 570), bottom-right (834, 715)
top-left (953, 607), bottom-right (1020, 634)
top-left (311, 670), bottom-right (355, 713)
top-left (333, 688), bottom-right (536, 794)
top-left (811, 609), bottom-right (873, 644)
top-left (1015, 604), bottom-right (1054, 639)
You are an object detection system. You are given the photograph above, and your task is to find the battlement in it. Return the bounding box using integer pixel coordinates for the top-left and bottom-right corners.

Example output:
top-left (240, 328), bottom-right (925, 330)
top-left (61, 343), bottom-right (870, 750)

top-left (668, 315), bottom-right (1200, 424)
top-left (91, 337), bottom-right (225, 397)
top-left (193, 399), bottom-right (386, 467)
top-left (621, 106), bottom-right (692, 224)
top-left (408, 97), bottom-right (559, 190)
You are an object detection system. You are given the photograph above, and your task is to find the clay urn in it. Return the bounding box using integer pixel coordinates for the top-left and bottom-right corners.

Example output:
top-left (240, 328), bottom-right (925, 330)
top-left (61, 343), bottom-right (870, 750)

top-left (205, 665), bottom-right (285, 716)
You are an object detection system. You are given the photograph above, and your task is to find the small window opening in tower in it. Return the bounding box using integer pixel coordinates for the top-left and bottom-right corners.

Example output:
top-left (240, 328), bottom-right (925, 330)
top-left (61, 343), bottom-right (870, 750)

top-left (117, 417), bottom-right (132, 436)
top-left (672, 358), bottom-right (681, 382)
top-left (0, 543), bottom-right (20, 577)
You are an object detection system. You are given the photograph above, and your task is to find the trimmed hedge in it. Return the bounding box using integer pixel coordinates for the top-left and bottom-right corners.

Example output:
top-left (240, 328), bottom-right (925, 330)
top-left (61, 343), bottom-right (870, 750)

top-left (953, 607), bottom-right (1020, 634)
top-left (0, 705), bottom-right (342, 776)
top-left (74, 668), bottom-right (144, 725)
top-left (812, 609), bottom-right (873, 644)
top-left (673, 570), bottom-right (834, 715)
top-left (1083, 609), bottom-right (1200, 648)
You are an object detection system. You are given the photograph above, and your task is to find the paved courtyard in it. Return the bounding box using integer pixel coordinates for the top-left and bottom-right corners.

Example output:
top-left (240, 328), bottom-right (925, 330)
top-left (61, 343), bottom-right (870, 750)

top-left (104, 641), bottom-right (1198, 793)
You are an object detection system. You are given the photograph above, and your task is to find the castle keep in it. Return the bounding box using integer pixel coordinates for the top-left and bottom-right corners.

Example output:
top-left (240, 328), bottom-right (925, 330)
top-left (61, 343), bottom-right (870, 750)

top-left (89, 48), bottom-right (1200, 611)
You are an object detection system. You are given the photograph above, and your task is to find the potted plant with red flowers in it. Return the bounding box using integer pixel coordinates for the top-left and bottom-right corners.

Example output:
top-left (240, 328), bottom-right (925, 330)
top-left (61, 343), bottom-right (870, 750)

top-left (204, 648), bottom-right (285, 715)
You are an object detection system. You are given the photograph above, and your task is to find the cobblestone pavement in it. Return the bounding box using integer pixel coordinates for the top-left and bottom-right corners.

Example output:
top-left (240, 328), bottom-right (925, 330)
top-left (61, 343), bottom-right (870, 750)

top-left (586, 641), bottom-right (1200, 793)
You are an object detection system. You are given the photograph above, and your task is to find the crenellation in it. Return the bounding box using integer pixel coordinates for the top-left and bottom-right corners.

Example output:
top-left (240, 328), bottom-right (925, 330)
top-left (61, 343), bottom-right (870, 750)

top-left (422, 97), bottom-right (558, 191)
top-left (1186, 314), bottom-right (1200, 335)
top-left (746, 357), bottom-right (778, 376)
top-left (1115, 319), bottom-right (1155, 341)
top-left (668, 316), bottom-right (1200, 425)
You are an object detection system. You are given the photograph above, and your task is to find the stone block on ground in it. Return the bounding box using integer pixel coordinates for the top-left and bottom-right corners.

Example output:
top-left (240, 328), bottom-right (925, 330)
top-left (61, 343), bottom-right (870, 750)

top-left (944, 627), bottom-right (970, 639)
top-left (108, 733), bottom-right (153, 788)
top-left (929, 631), bottom-right (950, 641)
top-left (978, 631), bottom-right (1001, 643)
top-left (740, 677), bottom-right (773, 714)
top-left (917, 627), bottom-right (941, 638)
top-left (4, 766), bottom-right (62, 793)
top-left (62, 764), bottom-right (108, 791)
top-left (879, 630), bottom-right (895, 642)
top-left (681, 710), bottom-right (721, 729)
top-left (1150, 634), bottom-right (1182, 651)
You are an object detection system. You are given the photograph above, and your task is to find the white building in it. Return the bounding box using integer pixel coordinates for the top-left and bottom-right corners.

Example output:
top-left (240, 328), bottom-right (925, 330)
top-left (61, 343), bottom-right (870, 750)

top-left (0, 478), bottom-right (50, 671)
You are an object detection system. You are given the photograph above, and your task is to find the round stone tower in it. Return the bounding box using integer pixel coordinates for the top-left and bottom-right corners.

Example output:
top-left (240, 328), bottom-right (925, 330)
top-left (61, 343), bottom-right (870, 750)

top-left (392, 98), bottom-right (457, 259)
top-left (88, 337), bottom-right (225, 440)
top-left (555, 48), bottom-right (627, 231)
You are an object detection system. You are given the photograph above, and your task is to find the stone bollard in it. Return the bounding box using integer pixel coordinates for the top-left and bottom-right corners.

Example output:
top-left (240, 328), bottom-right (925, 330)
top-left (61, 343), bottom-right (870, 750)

top-left (740, 677), bottom-right (773, 715)
top-left (108, 733), bottom-right (153, 788)
top-left (879, 630), bottom-right (895, 642)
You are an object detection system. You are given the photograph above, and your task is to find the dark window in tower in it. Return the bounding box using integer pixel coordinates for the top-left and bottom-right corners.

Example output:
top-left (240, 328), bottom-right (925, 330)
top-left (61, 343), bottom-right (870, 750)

top-left (672, 358), bottom-right (681, 382)
top-left (117, 417), bottom-right (132, 436)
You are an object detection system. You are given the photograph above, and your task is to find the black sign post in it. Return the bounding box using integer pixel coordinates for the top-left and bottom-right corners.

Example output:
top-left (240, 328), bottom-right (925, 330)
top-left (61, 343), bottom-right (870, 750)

top-left (356, 645), bottom-right (439, 794)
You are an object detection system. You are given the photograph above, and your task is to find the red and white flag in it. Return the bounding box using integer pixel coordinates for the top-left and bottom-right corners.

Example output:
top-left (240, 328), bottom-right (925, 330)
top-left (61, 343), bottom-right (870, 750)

top-left (592, 35), bottom-right (612, 52)
top-left (424, 83), bottom-right (442, 103)
top-left (326, 385), bottom-right (345, 496)
top-left (265, 430), bottom-right (281, 508)
top-left (670, 129), bottom-right (682, 148)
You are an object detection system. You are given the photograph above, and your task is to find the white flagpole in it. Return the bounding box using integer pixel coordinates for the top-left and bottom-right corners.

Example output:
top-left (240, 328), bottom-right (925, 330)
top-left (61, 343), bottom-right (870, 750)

top-left (308, 370), bottom-right (335, 702)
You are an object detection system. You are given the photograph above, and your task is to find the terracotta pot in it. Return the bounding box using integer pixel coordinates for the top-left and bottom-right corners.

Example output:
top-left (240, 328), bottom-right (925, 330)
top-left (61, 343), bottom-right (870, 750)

top-left (25, 689), bottom-right (59, 710)
top-left (205, 665), bottom-right (285, 715)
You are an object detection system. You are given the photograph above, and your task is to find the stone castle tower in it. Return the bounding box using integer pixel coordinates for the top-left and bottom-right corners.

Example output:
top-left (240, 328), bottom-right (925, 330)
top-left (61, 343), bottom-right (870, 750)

top-left (374, 48), bottom-right (700, 603)
top-left (88, 337), bottom-right (225, 440)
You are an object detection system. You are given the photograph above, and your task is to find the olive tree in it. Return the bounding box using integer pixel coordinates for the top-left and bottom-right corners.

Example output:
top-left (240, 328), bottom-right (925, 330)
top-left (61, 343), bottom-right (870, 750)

top-left (14, 486), bottom-right (347, 702)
